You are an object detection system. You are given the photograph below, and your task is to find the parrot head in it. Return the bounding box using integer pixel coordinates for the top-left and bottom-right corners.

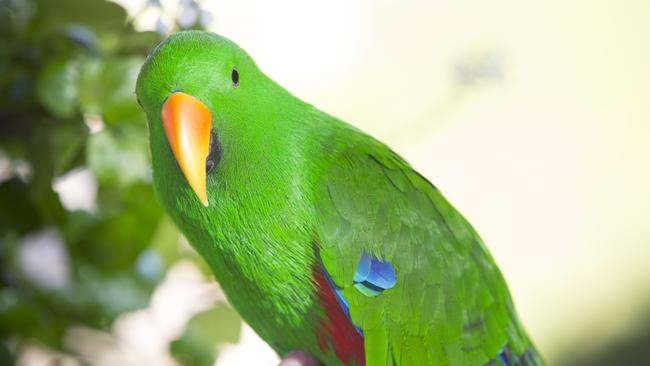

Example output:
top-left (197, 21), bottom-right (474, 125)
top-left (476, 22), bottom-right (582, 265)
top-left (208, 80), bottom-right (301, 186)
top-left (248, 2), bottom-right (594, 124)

top-left (136, 31), bottom-right (282, 207)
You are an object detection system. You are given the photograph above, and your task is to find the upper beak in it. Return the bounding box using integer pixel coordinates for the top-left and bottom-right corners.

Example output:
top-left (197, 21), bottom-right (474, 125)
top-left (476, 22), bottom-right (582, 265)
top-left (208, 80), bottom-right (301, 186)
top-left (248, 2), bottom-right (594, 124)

top-left (161, 91), bottom-right (212, 206)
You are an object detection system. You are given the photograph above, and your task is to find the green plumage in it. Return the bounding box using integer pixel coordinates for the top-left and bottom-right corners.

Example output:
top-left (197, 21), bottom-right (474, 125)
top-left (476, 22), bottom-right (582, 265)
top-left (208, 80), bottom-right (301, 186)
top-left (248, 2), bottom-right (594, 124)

top-left (136, 31), bottom-right (543, 365)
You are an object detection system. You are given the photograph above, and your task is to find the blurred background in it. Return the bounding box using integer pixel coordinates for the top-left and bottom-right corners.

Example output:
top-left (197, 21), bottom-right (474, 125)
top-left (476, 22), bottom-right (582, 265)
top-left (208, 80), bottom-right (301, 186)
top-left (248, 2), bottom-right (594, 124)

top-left (1, 0), bottom-right (649, 365)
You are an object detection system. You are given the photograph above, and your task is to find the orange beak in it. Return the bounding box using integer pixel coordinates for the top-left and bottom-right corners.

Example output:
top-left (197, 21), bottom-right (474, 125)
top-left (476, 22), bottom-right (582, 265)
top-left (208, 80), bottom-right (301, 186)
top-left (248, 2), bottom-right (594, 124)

top-left (161, 92), bottom-right (212, 206)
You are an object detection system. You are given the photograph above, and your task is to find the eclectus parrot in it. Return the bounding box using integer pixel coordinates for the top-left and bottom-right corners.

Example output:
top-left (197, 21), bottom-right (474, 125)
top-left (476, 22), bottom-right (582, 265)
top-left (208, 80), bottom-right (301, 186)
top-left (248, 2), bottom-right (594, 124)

top-left (136, 31), bottom-right (543, 366)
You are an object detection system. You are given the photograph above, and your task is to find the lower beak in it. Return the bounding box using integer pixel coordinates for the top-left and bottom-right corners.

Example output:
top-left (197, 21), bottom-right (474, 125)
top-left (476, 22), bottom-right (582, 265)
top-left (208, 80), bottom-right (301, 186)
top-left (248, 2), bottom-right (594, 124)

top-left (161, 91), bottom-right (212, 206)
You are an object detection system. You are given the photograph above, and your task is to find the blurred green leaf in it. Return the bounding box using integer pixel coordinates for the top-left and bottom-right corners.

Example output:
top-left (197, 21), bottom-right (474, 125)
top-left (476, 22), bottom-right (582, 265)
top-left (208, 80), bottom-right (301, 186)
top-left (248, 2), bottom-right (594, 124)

top-left (0, 235), bottom-right (69, 348)
top-left (0, 287), bottom-right (38, 336)
top-left (87, 124), bottom-right (150, 188)
top-left (75, 183), bottom-right (161, 272)
top-left (0, 0), bottom-right (36, 35)
top-left (36, 58), bottom-right (80, 118)
top-left (0, 339), bottom-right (13, 366)
top-left (78, 56), bottom-right (144, 123)
top-left (116, 31), bottom-right (162, 55)
top-left (24, 119), bottom-right (79, 227)
top-left (50, 120), bottom-right (88, 176)
top-left (171, 304), bottom-right (242, 366)
top-left (150, 215), bottom-right (181, 269)
top-left (0, 179), bottom-right (42, 235)
top-left (69, 265), bottom-right (151, 321)
top-left (36, 0), bottom-right (128, 35)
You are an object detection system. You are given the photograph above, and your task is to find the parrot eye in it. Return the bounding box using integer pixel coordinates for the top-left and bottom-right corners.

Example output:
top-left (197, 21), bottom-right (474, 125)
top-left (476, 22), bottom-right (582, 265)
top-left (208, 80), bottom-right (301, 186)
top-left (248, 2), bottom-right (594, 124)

top-left (206, 130), bottom-right (221, 175)
top-left (231, 68), bottom-right (239, 87)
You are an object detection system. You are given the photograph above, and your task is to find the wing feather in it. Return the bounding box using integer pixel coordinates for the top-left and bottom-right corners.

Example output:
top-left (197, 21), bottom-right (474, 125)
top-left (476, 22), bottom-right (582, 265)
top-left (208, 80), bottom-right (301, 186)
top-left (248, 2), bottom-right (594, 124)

top-left (314, 136), bottom-right (542, 366)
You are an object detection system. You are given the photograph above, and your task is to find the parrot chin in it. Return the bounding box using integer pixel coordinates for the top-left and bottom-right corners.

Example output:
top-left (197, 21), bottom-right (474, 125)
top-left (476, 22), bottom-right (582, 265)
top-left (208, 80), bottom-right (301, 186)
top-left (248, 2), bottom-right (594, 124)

top-left (161, 91), bottom-right (212, 207)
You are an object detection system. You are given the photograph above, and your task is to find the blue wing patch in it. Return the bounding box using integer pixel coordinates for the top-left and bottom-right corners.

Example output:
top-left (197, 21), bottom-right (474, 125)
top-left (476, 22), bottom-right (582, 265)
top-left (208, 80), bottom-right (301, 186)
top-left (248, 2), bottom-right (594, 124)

top-left (353, 251), bottom-right (396, 297)
top-left (319, 259), bottom-right (362, 334)
top-left (318, 250), bottom-right (397, 336)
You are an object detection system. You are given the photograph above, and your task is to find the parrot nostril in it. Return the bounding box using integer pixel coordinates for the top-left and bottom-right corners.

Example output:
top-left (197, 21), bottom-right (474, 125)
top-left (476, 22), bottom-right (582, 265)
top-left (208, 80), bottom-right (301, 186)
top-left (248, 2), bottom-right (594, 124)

top-left (206, 130), bottom-right (221, 175)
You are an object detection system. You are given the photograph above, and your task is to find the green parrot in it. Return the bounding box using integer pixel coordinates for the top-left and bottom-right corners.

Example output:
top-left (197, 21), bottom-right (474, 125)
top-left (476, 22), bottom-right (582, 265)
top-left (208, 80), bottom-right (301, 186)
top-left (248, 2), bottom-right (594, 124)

top-left (135, 31), bottom-right (543, 366)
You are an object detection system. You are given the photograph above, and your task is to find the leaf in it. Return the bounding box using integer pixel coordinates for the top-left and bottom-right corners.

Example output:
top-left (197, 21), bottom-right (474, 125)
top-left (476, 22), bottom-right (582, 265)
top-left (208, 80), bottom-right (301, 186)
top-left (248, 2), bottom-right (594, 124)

top-left (36, 58), bottom-right (80, 118)
top-left (118, 31), bottom-right (163, 55)
top-left (51, 120), bottom-right (89, 175)
top-left (36, 0), bottom-right (129, 35)
top-left (69, 265), bottom-right (152, 321)
top-left (149, 215), bottom-right (181, 269)
top-left (86, 124), bottom-right (150, 188)
top-left (0, 179), bottom-right (43, 235)
top-left (78, 56), bottom-right (145, 124)
top-left (170, 304), bottom-right (242, 366)
top-left (76, 183), bottom-right (162, 272)
top-left (0, 340), bottom-right (14, 366)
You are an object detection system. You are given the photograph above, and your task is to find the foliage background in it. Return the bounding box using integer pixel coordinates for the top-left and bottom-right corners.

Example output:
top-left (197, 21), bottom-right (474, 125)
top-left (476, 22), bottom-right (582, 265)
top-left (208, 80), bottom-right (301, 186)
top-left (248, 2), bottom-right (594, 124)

top-left (1, 0), bottom-right (242, 365)
top-left (1, 0), bottom-right (649, 365)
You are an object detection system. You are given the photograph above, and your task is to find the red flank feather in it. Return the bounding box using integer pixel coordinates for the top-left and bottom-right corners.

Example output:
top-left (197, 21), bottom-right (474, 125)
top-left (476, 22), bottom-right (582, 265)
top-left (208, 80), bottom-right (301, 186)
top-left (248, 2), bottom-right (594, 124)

top-left (314, 267), bottom-right (366, 366)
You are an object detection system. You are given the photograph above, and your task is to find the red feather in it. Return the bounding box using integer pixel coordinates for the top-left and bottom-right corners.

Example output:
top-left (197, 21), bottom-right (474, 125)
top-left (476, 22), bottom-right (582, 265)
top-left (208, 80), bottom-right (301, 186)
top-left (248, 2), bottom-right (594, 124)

top-left (314, 267), bottom-right (366, 366)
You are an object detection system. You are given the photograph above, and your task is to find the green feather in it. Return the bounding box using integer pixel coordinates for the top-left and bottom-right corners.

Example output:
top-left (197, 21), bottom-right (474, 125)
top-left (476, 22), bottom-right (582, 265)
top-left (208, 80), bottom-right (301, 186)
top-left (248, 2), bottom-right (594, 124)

top-left (136, 30), bottom-right (543, 365)
top-left (314, 137), bottom-right (542, 364)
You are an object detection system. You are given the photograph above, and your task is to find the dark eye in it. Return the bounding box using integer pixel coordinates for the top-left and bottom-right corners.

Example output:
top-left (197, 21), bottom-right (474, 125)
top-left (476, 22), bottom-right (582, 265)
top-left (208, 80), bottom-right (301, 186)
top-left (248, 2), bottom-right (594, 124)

top-left (231, 68), bottom-right (239, 87)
